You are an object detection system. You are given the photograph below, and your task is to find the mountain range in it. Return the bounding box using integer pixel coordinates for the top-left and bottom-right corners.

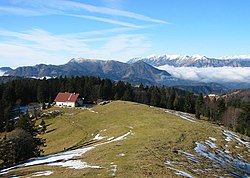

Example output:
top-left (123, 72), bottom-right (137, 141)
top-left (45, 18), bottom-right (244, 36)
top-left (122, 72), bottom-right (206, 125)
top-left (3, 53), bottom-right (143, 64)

top-left (128, 54), bottom-right (250, 67)
top-left (0, 67), bottom-right (12, 75)
top-left (2, 54), bottom-right (250, 94)
top-left (4, 58), bottom-right (172, 86)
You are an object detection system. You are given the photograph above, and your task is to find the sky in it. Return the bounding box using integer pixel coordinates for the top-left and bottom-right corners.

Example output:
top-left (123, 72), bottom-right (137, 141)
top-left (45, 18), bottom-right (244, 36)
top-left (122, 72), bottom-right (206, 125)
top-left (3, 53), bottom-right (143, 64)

top-left (0, 0), bottom-right (250, 68)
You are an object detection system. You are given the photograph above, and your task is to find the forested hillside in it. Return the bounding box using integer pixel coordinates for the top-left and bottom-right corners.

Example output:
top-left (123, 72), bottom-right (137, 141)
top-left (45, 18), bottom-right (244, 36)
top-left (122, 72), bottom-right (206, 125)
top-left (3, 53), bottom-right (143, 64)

top-left (0, 76), bottom-right (249, 135)
top-left (0, 76), bottom-right (250, 168)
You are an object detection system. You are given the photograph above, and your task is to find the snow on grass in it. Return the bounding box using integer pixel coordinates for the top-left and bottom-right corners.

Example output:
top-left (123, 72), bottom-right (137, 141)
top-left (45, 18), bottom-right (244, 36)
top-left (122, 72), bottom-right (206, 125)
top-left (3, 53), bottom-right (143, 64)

top-left (223, 130), bottom-right (250, 149)
top-left (87, 108), bottom-right (98, 114)
top-left (194, 142), bottom-right (228, 167)
top-left (0, 166), bottom-right (16, 175)
top-left (165, 110), bottom-right (196, 123)
top-left (182, 151), bottom-right (199, 163)
top-left (166, 167), bottom-right (193, 178)
top-left (205, 140), bottom-right (217, 149)
top-left (194, 140), bottom-right (250, 177)
top-left (110, 164), bottom-right (117, 177)
top-left (32, 170), bottom-right (53, 177)
top-left (149, 106), bottom-right (197, 123)
top-left (163, 131), bottom-right (250, 177)
top-left (224, 150), bottom-right (230, 154)
top-left (24, 146), bottom-right (95, 167)
top-left (93, 133), bottom-right (106, 141)
top-left (48, 160), bottom-right (102, 169)
top-left (107, 137), bottom-right (114, 141)
top-left (117, 153), bottom-right (125, 157)
top-left (209, 137), bottom-right (217, 141)
top-left (164, 161), bottom-right (174, 166)
top-left (0, 131), bottom-right (132, 175)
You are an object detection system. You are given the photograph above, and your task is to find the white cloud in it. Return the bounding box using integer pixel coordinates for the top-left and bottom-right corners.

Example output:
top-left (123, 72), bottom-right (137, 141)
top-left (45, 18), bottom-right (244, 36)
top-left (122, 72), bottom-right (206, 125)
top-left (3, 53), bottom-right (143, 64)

top-left (158, 65), bottom-right (250, 83)
top-left (102, 0), bottom-right (123, 9)
top-left (0, 0), bottom-right (166, 67)
top-left (0, 6), bottom-right (39, 16)
top-left (0, 28), bottom-right (151, 67)
top-left (47, 0), bottom-right (168, 24)
top-left (3, 0), bottom-right (168, 25)
top-left (67, 14), bottom-right (143, 28)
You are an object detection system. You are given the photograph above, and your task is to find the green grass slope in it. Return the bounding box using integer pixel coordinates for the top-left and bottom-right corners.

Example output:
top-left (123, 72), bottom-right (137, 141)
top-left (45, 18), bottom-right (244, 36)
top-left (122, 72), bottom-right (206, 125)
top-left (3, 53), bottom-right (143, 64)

top-left (1, 101), bottom-right (250, 178)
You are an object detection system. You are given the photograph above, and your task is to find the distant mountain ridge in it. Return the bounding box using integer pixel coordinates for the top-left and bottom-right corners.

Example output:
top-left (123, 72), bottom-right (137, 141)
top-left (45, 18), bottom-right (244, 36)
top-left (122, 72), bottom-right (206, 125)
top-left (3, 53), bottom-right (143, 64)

top-left (127, 54), bottom-right (250, 67)
top-left (0, 67), bottom-right (12, 76)
top-left (4, 58), bottom-right (171, 86)
top-left (3, 58), bottom-right (232, 94)
top-left (5, 55), bottom-right (250, 94)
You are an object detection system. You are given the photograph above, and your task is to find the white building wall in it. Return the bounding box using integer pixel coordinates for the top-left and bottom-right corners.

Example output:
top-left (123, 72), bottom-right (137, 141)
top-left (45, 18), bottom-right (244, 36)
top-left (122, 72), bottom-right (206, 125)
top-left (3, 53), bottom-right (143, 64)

top-left (56, 101), bottom-right (76, 107)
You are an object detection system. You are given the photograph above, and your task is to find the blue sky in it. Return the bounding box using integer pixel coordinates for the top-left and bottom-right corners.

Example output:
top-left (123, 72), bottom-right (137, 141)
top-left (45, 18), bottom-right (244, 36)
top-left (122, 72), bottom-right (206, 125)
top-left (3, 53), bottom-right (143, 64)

top-left (0, 0), bottom-right (250, 67)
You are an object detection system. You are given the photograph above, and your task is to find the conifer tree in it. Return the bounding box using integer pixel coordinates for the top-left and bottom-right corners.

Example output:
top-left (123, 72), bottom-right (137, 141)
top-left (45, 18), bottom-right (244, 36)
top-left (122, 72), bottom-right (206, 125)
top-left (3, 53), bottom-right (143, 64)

top-left (184, 92), bottom-right (192, 113)
top-left (173, 92), bottom-right (180, 110)
top-left (167, 87), bottom-right (175, 109)
top-left (195, 93), bottom-right (204, 119)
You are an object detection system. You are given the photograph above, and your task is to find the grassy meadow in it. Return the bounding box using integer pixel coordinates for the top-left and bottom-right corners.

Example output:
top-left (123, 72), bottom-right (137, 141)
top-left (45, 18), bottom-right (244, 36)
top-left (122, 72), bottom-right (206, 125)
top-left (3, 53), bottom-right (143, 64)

top-left (2, 101), bottom-right (249, 177)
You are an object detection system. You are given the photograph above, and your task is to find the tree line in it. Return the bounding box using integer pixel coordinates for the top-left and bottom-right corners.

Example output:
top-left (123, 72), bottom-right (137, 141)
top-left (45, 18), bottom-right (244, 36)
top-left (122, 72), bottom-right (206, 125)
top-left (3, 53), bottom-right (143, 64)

top-left (0, 76), bottom-right (249, 132)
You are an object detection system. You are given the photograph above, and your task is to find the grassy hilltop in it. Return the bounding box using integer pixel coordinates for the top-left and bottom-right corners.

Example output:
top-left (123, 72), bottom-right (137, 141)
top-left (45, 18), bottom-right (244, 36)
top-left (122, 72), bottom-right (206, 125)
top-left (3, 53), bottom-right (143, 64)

top-left (1, 101), bottom-right (250, 178)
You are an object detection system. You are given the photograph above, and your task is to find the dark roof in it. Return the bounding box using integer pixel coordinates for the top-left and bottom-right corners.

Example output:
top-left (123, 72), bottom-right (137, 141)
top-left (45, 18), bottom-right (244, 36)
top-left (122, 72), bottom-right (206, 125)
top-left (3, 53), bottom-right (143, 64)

top-left (54, 92), bottom-right (80, 102)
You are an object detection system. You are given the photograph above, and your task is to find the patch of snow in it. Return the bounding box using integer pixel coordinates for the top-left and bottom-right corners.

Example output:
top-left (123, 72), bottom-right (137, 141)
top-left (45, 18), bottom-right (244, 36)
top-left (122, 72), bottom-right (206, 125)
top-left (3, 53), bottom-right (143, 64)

top-left (194, 141), bottom-right (250, 176)
top-left (32, 170), bottom-right (53, 177)
top-left (209, 137), bottom-right (217, 141)
top-left (167, 167), bottom-right (193, 178)
top-left (23, 147), bottom-right (95, 167)
top-left (94, 133), bottom-right (106, 141)
top-left (223, 130), bottom-right (250, 149)
top-left (0, 166), bottom-right (17, 175)
top-left (182, 151), bottom-right (199, 163)
top-left (48, 160), bottom-right (102, 169)
top-left (164, 161), bottom-right (174, 166)
top-left (194, 142), bottom-right (227, 167)
top-left (108, 131), bottom-right (131, 142)
top-left (192, 169), bottom-right (204, 173)
top-left (178, 115), bottom-right (196, 123)
top-left (111, 165), bottom-right (117, 177)
top-left (205, 140), bottom-right (217, 149)
top-left (107, 137), bottom-right (114, 141)
top-left (194, 142), bottom-right (207, 153)
top-left (87, 108), bottom-right (98, 114)
top-left (225, 137), bottom-right (232, 142)
top-left (224, 150), bottom-right (230, 154)
top-left (0, 131), bottom-right (132, 175)
top-left (165, 110), bottom-right (196, 123)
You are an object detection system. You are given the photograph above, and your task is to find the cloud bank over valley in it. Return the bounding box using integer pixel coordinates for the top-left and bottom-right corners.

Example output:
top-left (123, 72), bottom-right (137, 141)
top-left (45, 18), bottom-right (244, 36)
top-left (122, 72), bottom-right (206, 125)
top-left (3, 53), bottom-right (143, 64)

top-left (158, 65), bottom-right (250, 84)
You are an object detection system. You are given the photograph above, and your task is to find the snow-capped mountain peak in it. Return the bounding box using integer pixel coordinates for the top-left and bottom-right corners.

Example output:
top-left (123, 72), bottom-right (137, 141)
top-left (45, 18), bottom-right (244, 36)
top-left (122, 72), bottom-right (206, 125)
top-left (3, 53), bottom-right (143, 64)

top-left (127, 54), bottom-right (250, 67)
top-left (222, 55), bottom-right (250, 60)
top-left (191, 54), bottom-right (207, 60)
top-left (69, 57), bottom-right (102, 63)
